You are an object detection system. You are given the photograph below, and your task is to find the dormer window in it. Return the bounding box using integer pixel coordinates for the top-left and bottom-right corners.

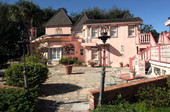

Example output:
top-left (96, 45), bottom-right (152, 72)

top-left (92, 27), bottom-right (98, 38)
top-left (110, 26), bottom-right (117, 37)
top-left (128, 25), bottom-right (136, 37)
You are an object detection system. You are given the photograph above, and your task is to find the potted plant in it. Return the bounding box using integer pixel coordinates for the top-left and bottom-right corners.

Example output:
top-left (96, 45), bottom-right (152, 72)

top-left (120, 62), bottom-right (123, 67)
top-left (59, 57), bottom-right (74, 74)
top-left (88, 60), bottom-right (97, 67)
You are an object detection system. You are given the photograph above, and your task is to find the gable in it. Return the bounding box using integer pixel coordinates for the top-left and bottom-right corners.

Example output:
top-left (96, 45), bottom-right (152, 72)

top-left (72, 14), bottom-right (88, 31)
top-left (45, 9), bottom-right (73, 27)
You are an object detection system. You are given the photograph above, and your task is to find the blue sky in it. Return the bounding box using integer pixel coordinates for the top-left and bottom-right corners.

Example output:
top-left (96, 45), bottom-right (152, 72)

top-left (5, 0), bottom-right (170, 33)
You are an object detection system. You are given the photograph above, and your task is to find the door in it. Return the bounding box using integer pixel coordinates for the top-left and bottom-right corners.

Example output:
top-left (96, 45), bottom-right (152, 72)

top-left (49, 48), bottom-right (62, 61)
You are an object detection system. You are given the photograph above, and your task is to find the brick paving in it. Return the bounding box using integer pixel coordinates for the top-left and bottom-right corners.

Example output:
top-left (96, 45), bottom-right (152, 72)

top-left (37, 65), bottom-right (130, 112)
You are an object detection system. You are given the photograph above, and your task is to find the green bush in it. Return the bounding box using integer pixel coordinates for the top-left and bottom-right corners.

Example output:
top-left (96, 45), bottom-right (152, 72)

top-left (136, 85), bottom-right (170, 108)
top-left (0, 46), bottom-right (8, 67)
top-left (167, 76), bottom-right (170, 88)
top-left (21, 55), bottom-right (47, 65)
top-left (0, 88), bottom-right (38, 112)
top-left (59, 57), bottom-right (82, 65)
top-left (59, 57), bottom-right (74, 65)
top-left (5, 62), bottom-right (48, 88)
top-left (93, 95), bottom-right (153, 112)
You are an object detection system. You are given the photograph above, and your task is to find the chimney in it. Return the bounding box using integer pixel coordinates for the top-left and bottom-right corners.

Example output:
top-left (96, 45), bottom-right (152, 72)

top-left (29, 27), bottom-right (37, 41)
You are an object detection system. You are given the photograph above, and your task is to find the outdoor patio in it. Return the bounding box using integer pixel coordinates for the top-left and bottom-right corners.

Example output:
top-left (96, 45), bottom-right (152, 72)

top-left (36, 65), bottom-right (131, 112)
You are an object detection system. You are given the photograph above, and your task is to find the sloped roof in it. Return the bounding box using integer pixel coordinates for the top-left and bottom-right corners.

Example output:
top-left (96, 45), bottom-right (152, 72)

top-left (84, 17), bottom-right (143, 24)
top-left (71, 14), bottom-right (88, 31)
top-left (45, 9), bottom-right (73, 27)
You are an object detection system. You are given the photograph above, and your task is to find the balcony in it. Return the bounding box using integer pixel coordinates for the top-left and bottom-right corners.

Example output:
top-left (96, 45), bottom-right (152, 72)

top-left (137, 33), bottom-right (157, 47)
top-left (137, 33), bottom-right (150, 44)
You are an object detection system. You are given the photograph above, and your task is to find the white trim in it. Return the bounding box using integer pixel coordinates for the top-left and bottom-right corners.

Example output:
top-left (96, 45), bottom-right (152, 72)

top-left (49, 45), bottom-right (63, 48)
top-left (149, 61), bottom-right (170, 68)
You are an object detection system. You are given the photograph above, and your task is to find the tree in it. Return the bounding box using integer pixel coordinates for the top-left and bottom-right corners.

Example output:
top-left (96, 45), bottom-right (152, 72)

top-left (141, 24), bottom-right (159, 43)
top-left (70, 6), bottom-right (133, 24)
top-left (0, 2), bottom-right (20, 60)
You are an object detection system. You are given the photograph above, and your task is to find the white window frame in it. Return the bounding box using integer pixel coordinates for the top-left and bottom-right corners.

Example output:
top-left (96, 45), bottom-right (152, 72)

top-left (92, 50), bottom-right (99, 60)
top-left (110, 26), bottom-right (118, 37)
top-left (128, 25), bottom-right (136, 37)
top-left (92, 27), bottom-right (98, 38)
top-left (49, 48), bottom-right (62, 61)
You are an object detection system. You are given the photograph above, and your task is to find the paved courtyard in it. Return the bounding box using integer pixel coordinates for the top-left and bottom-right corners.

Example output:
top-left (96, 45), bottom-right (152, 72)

top-left (37, 65), bottom-right (130, 112)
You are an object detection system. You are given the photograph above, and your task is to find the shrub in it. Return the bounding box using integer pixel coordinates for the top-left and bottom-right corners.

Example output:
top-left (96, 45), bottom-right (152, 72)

top-left (136, 85), bottom-right (170, 108)
top-left (21, 55), bottom-right (47, 65)
top-left (93, 95), bottom-right (152, 112)
top-left (5, 62), bottom-right (48, 88)
top-left (167, 75), bottom-right (170, 88)
top-left (0, 46), bottom-right (8, 67)
top-left (0, 87), bottom-right (38, 112)
top-left (59, 57), bottom-right (74, 65)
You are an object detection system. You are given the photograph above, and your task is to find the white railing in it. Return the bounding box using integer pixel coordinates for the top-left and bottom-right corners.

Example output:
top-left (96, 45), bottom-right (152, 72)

top-left (139, 33), bottom-right (150, 44)
top-left (160, 45), bottom-right (170, 62)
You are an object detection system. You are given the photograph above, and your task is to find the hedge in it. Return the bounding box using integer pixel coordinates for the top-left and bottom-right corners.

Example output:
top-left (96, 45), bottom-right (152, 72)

top-left (0, 88), bottom-right (38, 112)
top-left (5, 62), bottom-right (48, 88)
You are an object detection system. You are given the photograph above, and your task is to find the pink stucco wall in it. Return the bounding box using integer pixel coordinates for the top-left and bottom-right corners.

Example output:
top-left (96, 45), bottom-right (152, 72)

top-left (48, 40), bottom-right (85, 62)
top-left (33, 21), bottom-right (143, 66)
top-left (83, 24), bottom-right (140, 67)
top-left (45, 27), bottom-right (72, 35)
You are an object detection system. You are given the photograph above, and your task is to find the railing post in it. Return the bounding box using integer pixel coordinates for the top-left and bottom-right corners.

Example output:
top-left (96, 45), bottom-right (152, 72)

top-left (158, 45), bottom-right (161, 61)
top-left (150, 47), bottom-right (152, 60)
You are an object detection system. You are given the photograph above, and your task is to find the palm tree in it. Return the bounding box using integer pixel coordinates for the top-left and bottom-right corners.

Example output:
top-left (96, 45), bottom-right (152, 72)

top-left (9, 0), bottom-right (41, 54)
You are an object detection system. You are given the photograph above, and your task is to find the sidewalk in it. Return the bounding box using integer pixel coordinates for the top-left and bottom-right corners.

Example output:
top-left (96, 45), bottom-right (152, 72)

top-left (37, 65), bottom-right (130, 112)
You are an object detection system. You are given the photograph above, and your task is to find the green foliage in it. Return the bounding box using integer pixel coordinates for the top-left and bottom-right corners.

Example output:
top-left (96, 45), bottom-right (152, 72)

top-left (21, 55), bottom-right (47, 65)
top-left (5, 62), bottom-right (48, 88)
top-left (136, 85), bottom-right (170, 108)
top-left (93, 95), bottom-right (153, 112)
top-left (0, 87), bottom-right (38, 112)
top-left (167, 75), bottom-right (170, 88)
top-left (0, 46), bottom-right (8, 67)
top-left (94, 84), bottom-right (170, 112)
top-left (59, 57), bottom-right (82, 65)
top-left (71, 7), bottom-right (133, 23)
top-left (140, 24), bottom-right (159, 42)
top-left (59, 57), bottom-right (74, 65)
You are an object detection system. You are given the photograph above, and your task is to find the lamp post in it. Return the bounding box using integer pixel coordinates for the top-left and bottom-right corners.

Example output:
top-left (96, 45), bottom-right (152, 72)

top-left (98, 26), bottom-right (110, 105)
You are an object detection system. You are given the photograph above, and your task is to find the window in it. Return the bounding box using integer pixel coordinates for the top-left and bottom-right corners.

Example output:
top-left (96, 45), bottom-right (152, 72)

top-left (110, 26), bottom-right (117, 37)
top-left (120, 45), bottom-right (124, 52)
top-left (128, 25), bottom-right (136, 37)
top-left (80, 49), bottom-right (83, 55)
top-left (92, 50), bottom-right (98, 60)
top-left (92, 27), bottom-right (98, 37)
top-left (49, 48), bottom-right (62, 60)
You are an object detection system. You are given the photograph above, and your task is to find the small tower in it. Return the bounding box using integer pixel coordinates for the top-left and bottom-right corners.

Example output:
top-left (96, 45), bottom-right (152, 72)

top-left (29, 27), bottom-right (37, 41)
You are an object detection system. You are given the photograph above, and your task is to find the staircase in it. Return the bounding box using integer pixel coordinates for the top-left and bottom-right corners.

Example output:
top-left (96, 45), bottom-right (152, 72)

top-left (130, 32), bottom-right (170, 74)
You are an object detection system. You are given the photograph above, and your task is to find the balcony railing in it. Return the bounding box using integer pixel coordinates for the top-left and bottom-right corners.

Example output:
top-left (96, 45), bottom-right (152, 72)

top-left (129, 44), bottom-right (170, 70)
top-left (138, 33), bottom-right (150, 44)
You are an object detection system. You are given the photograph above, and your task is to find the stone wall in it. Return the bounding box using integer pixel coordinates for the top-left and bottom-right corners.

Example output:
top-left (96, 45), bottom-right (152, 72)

top-left (89, 75), bottom-right (169, 110)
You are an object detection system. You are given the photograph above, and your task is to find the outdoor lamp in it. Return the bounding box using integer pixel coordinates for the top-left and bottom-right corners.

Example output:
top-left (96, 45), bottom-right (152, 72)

top-left (98, 26), bottom-right (111, 105)
top-left (98, 32), bottom-right (111, 44)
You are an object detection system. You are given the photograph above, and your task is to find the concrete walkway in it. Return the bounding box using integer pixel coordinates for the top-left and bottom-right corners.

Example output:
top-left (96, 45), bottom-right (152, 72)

top-left (37, 65), bottom-right (130, 112)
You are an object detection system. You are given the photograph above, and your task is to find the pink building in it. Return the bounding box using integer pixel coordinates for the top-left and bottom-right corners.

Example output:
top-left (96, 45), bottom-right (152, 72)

top-left (31, 9), bottom-right (148, 67)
